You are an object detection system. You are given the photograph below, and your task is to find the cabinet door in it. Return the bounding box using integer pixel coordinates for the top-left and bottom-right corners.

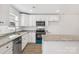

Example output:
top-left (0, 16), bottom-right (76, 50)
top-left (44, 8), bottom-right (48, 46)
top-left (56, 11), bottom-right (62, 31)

top-left (3, 48), bottom-right (13, 54)
top-left (31, 32), bottom-right (35, 43)
top-left (20, 14), bottom-right (29, 26)
top-left (35, 15), bottom-right (46, 21)
top-left (22, 38), bottom-right (27, 50)
top-left (22, 33), bottom-right (28, 50)
top-left (29, 15), bottom-right (49, 26)
top-left (28, 32), bottom-right (35, 43)
top-left (47, 15), bottom-right (60, 22)
top-left (0, 42), bottom-right (13, 54)
top-left (29, 15), bottom-right (36, 26)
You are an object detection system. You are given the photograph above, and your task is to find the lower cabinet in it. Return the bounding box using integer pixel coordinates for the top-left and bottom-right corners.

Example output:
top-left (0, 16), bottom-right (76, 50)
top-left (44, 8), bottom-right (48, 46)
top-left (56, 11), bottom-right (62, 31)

top-left (4, 48), bottom-right (13, 54)
top-left (0, 32), bottom-right (35, 54)
top-left (28, 32), bottom-right (35, 43)
top-left (0, 42), bottom-right (13, 54)
top-left (22, 32), bottom-right (35, 50)
top-left (22, 33), bottom-right (28, 50)
top-left (31, 32), bottom-right (35, 43)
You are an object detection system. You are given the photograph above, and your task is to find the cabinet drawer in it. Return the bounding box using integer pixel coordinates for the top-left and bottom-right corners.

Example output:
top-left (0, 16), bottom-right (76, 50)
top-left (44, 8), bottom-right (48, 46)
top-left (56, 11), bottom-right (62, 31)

top-left (3, 48), bottom-right (13, 54)
top-left (0, 42), bottom-right (13, 54)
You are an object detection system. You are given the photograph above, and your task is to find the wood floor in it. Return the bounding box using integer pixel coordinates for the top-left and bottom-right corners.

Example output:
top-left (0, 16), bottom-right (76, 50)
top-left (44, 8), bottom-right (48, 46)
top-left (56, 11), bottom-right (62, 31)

top-left (23, 43), bottom-right (42, 54)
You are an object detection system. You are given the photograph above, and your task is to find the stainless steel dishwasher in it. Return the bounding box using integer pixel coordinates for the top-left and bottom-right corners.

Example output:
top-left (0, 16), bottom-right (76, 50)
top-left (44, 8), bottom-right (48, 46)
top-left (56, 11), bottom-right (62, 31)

top-left (13, 36), bottom-right (22, 54)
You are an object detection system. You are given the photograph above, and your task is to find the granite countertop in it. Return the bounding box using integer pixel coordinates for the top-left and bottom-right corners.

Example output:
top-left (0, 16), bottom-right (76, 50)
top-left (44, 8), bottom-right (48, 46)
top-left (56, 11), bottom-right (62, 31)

top-left (0, 31), bottom-right (28, 47)
top-left (42, 34), bottom-right (79, 41)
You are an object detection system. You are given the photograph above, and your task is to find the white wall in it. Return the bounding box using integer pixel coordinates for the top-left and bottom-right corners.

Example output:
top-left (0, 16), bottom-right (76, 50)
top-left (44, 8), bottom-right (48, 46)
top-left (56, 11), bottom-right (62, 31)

top-left (47, 15), bottom-right (79, 35)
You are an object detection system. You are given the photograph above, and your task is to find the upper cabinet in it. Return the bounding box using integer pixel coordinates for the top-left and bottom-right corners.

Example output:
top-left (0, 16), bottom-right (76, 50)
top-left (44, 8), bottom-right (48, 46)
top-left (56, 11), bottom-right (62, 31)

top-left (35, 15), bottom-right (60, 22)
top-left (0, 5), bottom-right (20, 34)
top-left (29, 15), bottom-right (36, 26)
top-left (8, 5), bottom-right (20, 32)
top-left (47, 15), bottom-right (60, 22)
top-left (34, 15), bottom-right (45, 21)
top-left (9, 6), bottom-right (20, 26)
top-left (29, 15), bottom-right (60, 21)
top-left (20, 14), bottom-right (29, 26)
top-left (20, 15), bottom-right (36, 26)
top-left (0, 4), bottom-right (20, 27)
top-left (29, 15), bottom-right (47, 26)
top-left (29, 15), bottom-right (60, 26)
top-left (20, 14), bottom-right (60, 27)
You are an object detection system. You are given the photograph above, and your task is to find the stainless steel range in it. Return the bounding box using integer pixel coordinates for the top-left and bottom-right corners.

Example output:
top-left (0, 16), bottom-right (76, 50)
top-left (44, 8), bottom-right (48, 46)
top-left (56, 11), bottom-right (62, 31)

top-left (36, 21), bottom-right (46, 44)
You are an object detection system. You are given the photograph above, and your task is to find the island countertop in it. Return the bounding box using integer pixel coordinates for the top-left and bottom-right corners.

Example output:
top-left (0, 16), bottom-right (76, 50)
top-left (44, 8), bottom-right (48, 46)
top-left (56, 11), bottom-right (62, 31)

top-left (42, 34), bottom-right (79, 41)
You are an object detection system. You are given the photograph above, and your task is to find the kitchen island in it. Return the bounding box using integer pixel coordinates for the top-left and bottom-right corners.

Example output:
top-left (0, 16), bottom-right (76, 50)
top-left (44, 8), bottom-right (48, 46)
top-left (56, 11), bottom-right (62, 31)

top-left (42, 34), bottom-right (79, 54)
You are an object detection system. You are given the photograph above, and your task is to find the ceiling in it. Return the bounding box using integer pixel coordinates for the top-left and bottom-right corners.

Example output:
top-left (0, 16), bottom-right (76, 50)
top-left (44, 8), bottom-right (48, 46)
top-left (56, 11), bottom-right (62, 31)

top-left (12, 4), bottom-right (79, 15)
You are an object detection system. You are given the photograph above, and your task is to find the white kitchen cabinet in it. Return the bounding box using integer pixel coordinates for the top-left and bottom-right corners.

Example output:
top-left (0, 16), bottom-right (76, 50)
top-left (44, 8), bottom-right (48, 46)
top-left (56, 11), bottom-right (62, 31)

top-left (0, 42), bottom-right (13, 54)
top-left (32, 15), bottom-right (49, 21)
top-left (47, 15), bottom-right (60, 22)
top-left (29, 15), bottom-right (49, 27)
top-left (36, 15), bottom-right (46, 21)
top-left (4, 48), bottom-right (13, 54)
top-left (22, 33), bottom-right (28, 50)
top-left (29, 15), bottom-right (36, 26)
top-left (31, 32), bottom-right (36, 43)
top-left (21, 15), bottom-right (57, 27)
top-left (28, 32), bottom-right (36, 43)
top-left (28, 32), bottom-right (31, 43)
top-left (29, 15), bottom-right (60, 26)
top-left (8, 6), bottom-right (20, 32)
top-left (0, 5), bottom-right (20, 34)
top-left (0, 5), bottom-right (20, 25)
top-left (35, 15), bottom-right (60, 21)
top-left (9, 6), bottom-right (20, 24)
top-left (29, 15), bottom-right (47, 26)
top-left (20, 14), bottom-right (29, 26)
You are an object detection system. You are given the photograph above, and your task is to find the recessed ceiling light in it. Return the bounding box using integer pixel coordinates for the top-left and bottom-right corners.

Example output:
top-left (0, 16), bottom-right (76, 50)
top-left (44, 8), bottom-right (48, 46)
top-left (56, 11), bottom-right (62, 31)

top-left (30, 10), bottom-right (32, 11)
